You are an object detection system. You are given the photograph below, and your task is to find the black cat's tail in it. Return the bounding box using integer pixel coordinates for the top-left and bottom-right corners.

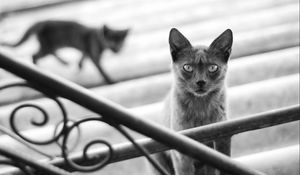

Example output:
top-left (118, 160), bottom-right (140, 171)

top-left (0, 22), bottom-right (43, 47)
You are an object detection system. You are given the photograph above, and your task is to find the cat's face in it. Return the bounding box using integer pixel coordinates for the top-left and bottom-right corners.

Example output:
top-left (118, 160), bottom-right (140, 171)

top-left (102, 25), bottom-right (130, 53)
top-left (169, 28), bottom-right (233, 97)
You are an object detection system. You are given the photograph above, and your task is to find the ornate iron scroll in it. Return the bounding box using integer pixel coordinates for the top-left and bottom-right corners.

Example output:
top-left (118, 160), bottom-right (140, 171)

top-left (0, 81), bottom-right (169, 175)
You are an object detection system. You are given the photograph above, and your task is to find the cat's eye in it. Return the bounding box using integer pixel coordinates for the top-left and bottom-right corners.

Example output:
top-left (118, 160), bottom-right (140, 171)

top-left (183, 64), bottom-right (193, 73)
top-left (208, 64), bottom-right (219, 73)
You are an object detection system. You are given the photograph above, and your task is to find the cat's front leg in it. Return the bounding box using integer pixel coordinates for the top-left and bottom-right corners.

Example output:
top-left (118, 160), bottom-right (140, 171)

top-left (89, 52), bottom-right (114, 84)
top-left (53, 52), bottom-right (69, 65)
top-left (172, 151), bottom-right (195, 175)
top-left (88, 36), bottom-right (114, 84)
top-left (148, 152), bottom-right (174, 175)
top-left (94, 60), bottom-right (114, 84)
top-left (194, 141), bottom-right (218, 175)
top-left (215, 137), bottom-right (231, 175)
top-left (78, 53), bottom-right (86, 70)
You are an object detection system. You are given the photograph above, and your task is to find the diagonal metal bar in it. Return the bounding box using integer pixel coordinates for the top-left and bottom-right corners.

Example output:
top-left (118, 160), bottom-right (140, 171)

top-left (0, 160), bottom-right (33, 175)
top-left (115, 124), bottom-right (170, 175)
top-left (0, 146), bottom-right (72, 175)
top-left (4, 105), bottom-right (299, 174)
top-left (0, 125), bottom-right (54, 159)
top-left (108, 105), bottom-right (300, 161)
top-left (49, 104), bottom-right (299, 169)
top-left (0, 53), bottom-right (265, 175)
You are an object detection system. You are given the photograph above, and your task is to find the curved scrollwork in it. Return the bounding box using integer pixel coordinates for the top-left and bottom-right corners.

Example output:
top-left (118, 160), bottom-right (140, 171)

top-left (61, 117), bottom-right (114, 172)
top-left (53, 119), bottom-right (82, 152)
top-left (0, 82), bottom-right (70, 151)
top-left (0, 81), bottom-right (169, 174)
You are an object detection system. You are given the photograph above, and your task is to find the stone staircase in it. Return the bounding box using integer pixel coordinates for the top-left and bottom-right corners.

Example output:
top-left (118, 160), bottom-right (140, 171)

top-left (0, 0), bottom-right (299, 174)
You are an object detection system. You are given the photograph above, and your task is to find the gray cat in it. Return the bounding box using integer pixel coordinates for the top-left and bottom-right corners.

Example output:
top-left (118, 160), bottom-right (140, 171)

top-left (0, 20), bottom-right (130, 84)
top-left (150, 28), bottom-right (233, 175)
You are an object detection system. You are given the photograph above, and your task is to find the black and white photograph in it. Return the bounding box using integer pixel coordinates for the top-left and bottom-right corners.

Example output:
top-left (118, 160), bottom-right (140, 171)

top-left (0, 0), bottom-right (299, 174)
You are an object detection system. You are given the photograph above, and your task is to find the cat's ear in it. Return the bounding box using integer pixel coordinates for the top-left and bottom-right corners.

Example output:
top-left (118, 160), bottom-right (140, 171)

top-left (169, 28), bottom-right (192, 61)
top-left (208, 29), bottom-right (233, 62)
top-left (123, 28), bottom-right (130, 36)
top-left (103, 24), bottom-right (108, 30)
top-left (103, 24), bottom-right (109, 35)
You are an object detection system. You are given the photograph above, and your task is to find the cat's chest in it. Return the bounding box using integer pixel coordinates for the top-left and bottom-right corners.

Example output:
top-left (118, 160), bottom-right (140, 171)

top-left (171, 96), bottom-right (225, 131)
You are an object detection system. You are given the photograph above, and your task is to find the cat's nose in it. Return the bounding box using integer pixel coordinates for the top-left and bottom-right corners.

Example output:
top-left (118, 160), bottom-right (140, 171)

top-left (196, 80), bottom-right (206, 87)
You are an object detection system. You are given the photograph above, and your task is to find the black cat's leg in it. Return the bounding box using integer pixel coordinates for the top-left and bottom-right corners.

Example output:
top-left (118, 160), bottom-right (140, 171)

top-left (215, 137), bottom-right (231, 175)
top-left (90, 58), bottom-right (114, 84)
top-left (149, 152), bottom-right (174, 175)
top-left (53, 52), bottom-right (69, 65)
top-left (195, 141), bottom-right (218, 175)
top-left (95, 60), bottom-right (113, 84)
top-left (78, 54), bottom-right (86, 70)
top-left (32, 50), bottom-right (47, 64)
top-left (87, 42), bottom-right (114, 84)
top-left (33, 36), bottom-right (52, 65)
top-left (173, 152), bottom-right (195, 175)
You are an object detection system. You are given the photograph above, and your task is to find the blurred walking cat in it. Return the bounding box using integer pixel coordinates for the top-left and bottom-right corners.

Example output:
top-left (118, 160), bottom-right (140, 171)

top-left (150, 28), bottom-right (233, 175)
top-left (0, 20), bottom-right (130, 84)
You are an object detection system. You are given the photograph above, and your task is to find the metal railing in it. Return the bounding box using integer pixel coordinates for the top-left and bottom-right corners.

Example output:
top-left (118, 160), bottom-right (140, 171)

top-left (52, 105), bottom-right (298, 165)
top-left (0, 52), bottom-right (298, 175)
top-left (2, 105), bottom-right (299, 175)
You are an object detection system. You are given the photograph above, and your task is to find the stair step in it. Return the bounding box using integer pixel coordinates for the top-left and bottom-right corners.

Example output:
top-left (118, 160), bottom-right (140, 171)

top-left (0, 22), bottom-right (298, 88)
top-left (0, 75), bottom-right (298, 158)
top-left (1, 3), bottom-right (298, 57)
top-left (0, 47), bottom-right (298, 107)
top-left (94, 145), bottom-right (300, 175)
top-left (121, 3), bottom-right (299, 54)
top-left (2, 0), bottom-right (295, 34)
top-left (1, 1), bottom-right (297, 56)
top-left (235, 145), bottom-right (299, 175)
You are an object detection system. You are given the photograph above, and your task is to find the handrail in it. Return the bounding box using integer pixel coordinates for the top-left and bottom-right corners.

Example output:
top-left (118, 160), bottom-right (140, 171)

top-left (0, 146), bottom-right (72, 175)
top-left (0, 53), bottom-right (265, 175)
top-left (3, 105), bottom-right (299, 175)
top-left (50, 105), bottom-right (299, 166)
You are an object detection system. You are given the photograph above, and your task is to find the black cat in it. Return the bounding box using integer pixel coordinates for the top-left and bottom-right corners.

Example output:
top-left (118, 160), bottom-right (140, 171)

top-left (0, 20), bottom-right (130, 84)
